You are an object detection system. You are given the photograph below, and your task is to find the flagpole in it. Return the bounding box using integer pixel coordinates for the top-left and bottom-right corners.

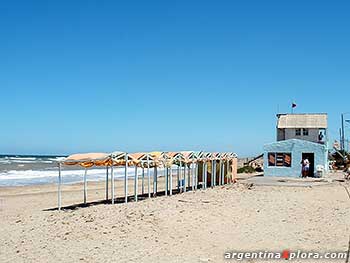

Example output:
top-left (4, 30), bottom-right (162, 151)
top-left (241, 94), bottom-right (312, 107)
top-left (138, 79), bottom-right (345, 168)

top-left (291, 101), bottom-right (296, 114)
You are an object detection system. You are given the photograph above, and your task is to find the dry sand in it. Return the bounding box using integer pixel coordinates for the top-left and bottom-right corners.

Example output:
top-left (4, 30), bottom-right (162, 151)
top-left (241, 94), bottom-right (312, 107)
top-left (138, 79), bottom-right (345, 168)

top-left (0, 174), bottom-right (350, 263)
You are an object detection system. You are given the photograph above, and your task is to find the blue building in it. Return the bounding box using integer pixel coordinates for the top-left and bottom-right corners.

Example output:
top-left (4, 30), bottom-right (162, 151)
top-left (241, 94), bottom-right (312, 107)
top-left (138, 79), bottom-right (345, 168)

top-left (263, 139), bottom-right (328, 177)
top-left (264, 113), bottom-right (329, 177)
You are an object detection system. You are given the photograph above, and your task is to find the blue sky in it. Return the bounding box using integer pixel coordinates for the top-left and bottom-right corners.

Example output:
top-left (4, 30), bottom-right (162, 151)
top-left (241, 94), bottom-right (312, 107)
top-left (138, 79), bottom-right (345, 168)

top-left (0, 0), bottom-right (349, 157)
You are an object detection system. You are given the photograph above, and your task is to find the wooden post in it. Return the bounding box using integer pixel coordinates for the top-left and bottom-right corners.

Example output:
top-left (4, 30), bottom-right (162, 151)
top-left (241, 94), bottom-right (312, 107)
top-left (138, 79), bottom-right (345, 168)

top-left (58, 163), bottom-right (62, 211)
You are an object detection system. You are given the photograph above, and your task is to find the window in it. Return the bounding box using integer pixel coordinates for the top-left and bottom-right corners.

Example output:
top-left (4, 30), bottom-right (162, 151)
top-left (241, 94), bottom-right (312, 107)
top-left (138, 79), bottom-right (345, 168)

top-left (268, 153), bottom-right (292, 167)
top-left (303, 128), bottom-right (309, 136)
top-left (284, 153), bottom-right (292, 167)
top-left (268, 153), bottom-right (276, 166)
top-left (295, 128), bottom-right (301, 136)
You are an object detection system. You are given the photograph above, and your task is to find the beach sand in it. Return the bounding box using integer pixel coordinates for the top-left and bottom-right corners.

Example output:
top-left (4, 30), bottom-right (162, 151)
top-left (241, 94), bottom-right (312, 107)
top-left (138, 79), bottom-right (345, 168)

top-left (0, 174), bottom-right (349, 262)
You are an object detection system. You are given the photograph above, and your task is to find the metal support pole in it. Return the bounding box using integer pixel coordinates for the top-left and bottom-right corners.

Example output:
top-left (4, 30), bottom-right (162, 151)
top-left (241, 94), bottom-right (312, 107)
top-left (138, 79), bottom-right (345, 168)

top-left (147, 156), bottom-right (151, 198)
top-left (165, 166), bottom-right (168, 196)
top-left (83, 168), bottom-right (87, 204)
top-left (195, 162), bottom-right (198, 190)
top-left (211, 160), bottom-right (214, 188)
top-left (202, 162), bottom-right (206, 189)
top-left (188, 163), bottom-right (191, 188)
top-left (156, 167), bottom-right (158, 193)
top-left (179, 161), bottom-right (183, 192)
top-left (205, 162), bottom-right (208, 188)
top-left (191, 161), bottom-right (195, 191)
top-left (111, 165), bottom-right (114, 204)
top-left (142, 167), bottom-right (145, 195)
top-left (342, 113), bottom-right (345, 151)
top-left (226, 160), bottom-right (229, 184)
top-left (153, 167), bottom-right (157, 196)
top-left (58, 163), bottom-right (62, 211)
top-left (124, 154), bottom-right (128, 203)
top-left (134, 166), bottom-right (138, 202)
top-left (170, 165), bottom-right (173, 196)
top-left (177, 164), bottom-right (180, 191)
top-left (106, 166), bottom-right (109, 201)
top-left (214, 160), bottom-right (217, 186)
top-left (183, 163), bottom-right (186, 192)
top-left (219, 160), bottom-right (222, 185)
top-left (221, 161), bottom-right (225, 185)
top-left (226, 159), bottom-right (230, 183)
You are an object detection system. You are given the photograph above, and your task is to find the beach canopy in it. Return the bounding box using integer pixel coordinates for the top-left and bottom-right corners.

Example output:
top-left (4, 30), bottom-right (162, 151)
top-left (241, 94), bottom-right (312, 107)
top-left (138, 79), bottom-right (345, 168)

top-left (63, 153), bottom-right (111, 168)
top-left (57, 149), bottom-right (238, 210)
top-left (61, 151), bottom-right (238, 168)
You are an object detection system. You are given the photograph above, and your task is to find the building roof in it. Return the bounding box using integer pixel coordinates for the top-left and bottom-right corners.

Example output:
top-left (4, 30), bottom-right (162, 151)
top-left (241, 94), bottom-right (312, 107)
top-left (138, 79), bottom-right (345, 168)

top-left (277, 113), bottom-right (327, 129)
top-left (263, 139), bottom-right (327, 151)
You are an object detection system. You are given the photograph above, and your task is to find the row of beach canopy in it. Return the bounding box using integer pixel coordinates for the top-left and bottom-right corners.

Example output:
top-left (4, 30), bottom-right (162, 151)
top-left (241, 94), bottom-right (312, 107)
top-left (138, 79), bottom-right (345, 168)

top-left (57, 151), bottom-right (238, 210)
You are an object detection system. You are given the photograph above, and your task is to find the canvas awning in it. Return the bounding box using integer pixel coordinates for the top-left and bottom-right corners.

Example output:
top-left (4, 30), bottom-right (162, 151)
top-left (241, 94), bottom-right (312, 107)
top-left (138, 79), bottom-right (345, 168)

top-left (63, 153), bottom-right (111, 168)
top-left (57, 149), bottom-right (238, 210)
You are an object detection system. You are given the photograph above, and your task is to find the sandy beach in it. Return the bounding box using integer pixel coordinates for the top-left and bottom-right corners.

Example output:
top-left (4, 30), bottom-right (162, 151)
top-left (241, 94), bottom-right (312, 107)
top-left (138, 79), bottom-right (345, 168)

top-left (1, 173), bottom-right (349, 263)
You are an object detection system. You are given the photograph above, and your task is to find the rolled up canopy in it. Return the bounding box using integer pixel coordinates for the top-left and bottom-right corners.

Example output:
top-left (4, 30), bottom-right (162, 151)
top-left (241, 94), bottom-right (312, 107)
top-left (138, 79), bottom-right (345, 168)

top-left (61, 151), bottom-right (238, 168)
top-left (63, 153), bottom-right (111, 168)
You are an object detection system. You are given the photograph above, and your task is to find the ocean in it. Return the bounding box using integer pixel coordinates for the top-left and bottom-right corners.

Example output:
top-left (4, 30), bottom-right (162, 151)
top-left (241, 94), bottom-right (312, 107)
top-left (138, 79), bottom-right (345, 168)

top-left (0, 154), bottom-right (148, 187)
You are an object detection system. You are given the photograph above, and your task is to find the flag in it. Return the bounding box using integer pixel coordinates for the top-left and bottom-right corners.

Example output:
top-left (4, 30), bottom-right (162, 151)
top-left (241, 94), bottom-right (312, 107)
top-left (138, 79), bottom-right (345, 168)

top-left (292, 102), bottom-right (297, 108)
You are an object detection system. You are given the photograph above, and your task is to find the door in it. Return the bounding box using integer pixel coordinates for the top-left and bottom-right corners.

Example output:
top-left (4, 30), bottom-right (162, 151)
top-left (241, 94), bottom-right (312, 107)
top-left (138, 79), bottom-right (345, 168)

top-left (302, 153), bottom-right (314, 177)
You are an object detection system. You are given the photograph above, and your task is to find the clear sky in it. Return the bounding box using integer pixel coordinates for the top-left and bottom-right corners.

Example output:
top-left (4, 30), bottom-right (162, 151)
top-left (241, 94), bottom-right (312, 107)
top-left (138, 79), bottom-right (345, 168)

top-left (1, 0), bottom-right (349, 157)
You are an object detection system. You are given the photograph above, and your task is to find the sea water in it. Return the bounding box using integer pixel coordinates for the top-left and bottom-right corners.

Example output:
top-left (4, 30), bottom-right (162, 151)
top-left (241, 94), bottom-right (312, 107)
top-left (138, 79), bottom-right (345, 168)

top-left (0, 154), bottom-right (168, 186)
top-left (0, 155), bottom-right (125, 186)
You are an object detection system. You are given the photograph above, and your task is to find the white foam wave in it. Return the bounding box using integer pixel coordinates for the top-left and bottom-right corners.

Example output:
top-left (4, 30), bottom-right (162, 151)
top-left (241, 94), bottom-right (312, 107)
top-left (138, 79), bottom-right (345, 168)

top-left (0, 166), bottom-right (175, 186)
top-left (0, 158), bottom-right (55, 164)
top-left (10, 160), bottom-right (39, 164)
top-left (49, 157), bottom-right (66, 162)
top-left (0, 167), bottom-right (169, 181)
top-left (9, 157), bottom-right (37, 161)
top-left (0, 169), bottom-right (109, 180)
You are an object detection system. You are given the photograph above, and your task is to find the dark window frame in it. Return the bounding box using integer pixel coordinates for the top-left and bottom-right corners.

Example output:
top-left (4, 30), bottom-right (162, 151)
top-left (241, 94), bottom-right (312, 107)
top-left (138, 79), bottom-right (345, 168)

top-left (295, 128), bottom-right (301, 136)
top-left (268, 152), bottom-right (292, 167)
top-left (303, 128), bottom-right (309, 136)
